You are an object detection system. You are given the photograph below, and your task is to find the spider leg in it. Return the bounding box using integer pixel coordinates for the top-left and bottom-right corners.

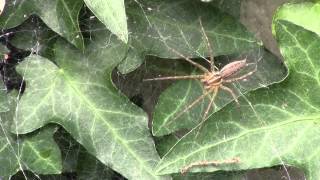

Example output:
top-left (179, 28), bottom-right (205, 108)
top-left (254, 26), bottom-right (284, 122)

top-left (195, 87), bottom-right (218, 138)
top-left (155, 29), bottom-right (209, 73)
top-left (199, 17), bottom-right (215, 72)
top-left (179, 29), bottom-right (211, 65)
top-left (167, 88), bottom-right (214, 126)
top-left (143, 75), bottom-right (204, 81)
top-left (202, 88), bottom-right (218, 120)
top-left (220, 85), bottom-right (239, 104)
top-left (224, 64), bottom-right (257, 83)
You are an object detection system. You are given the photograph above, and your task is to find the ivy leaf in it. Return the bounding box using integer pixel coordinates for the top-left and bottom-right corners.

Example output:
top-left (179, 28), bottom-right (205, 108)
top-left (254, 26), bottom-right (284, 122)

top-left (0, 0), bottom-right (84, 49)
top-left (13, 23), bottom-right (168, 180)
top-left (118, 0), bottom-right (260, 73)
top-left (84, 0), bottom-right (128, 43)
top-left (0, 94), bottom-right (62, 179)
top-left (155, 2), bottom-right (320, 179)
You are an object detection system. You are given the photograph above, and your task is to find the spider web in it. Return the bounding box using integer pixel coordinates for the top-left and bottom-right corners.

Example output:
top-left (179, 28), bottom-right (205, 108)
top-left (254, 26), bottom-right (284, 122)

top-left (0, 0), bottom-right (305, 180)
top-left (122, 0), bottom-right (303, 179)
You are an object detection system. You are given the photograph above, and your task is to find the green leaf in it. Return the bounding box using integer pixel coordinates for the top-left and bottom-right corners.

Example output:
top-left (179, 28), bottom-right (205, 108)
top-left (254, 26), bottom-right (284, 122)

top-left (0, 0), bottom-right (84, 49)
top-left (118, 0), bottom-right (260, 73)
top-left (152, 48), bottom-right (287, 136)
top-left (84, 0), bottom-right (128, 43)
top-left (0, 95), bottom-right (62, 178)
top-left (13, 24), bottom-right (168, 180)
top-left (272, 2), bottom-right (320, 35)
top-left (155, 2), bottom-right (320, 179)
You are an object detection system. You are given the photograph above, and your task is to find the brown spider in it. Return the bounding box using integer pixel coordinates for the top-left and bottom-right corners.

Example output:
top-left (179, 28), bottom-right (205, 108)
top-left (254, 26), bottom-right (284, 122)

top-left (144, 19), bottom-right (257, 124)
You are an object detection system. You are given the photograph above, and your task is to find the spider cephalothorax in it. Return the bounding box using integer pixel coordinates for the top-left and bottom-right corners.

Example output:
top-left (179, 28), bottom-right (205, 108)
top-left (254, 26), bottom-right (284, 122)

top-left (201, 59), bottom-right (251, 103)
top-left (201, 71), bottom-right (222, 90)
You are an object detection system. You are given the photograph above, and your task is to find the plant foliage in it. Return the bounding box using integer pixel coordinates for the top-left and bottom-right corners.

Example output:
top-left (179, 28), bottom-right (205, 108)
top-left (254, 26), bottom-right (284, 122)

top-left (0, 0), bottom-right (318, 179)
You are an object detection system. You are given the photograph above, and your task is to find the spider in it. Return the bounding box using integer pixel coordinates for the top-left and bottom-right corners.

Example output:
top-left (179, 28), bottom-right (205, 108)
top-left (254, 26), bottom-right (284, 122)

top-left (144, 19), bottom-right (257, 126)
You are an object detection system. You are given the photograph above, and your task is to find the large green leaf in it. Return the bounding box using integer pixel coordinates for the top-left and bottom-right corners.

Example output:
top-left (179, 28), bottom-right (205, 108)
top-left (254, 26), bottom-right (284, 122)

top-left (0, 0), bottom-right (84, 49)
top-left (13, 22), bottom-right (168, 180)
top-left (155, 2), bottom-right (320, 179)
top-left (84, 0), bottom-right (128, 43)
top-left (0, 94), bottom-right (62, 179)
top-left (118, 0), bottom-right (260, 73)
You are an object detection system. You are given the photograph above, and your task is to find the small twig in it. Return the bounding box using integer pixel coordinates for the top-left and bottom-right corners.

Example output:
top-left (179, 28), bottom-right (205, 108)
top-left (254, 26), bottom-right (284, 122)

top-left (181, 157), bottom-right (241, 175)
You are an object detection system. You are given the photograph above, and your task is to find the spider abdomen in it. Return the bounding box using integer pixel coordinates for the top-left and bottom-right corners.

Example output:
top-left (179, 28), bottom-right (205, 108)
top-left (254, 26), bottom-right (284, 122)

top-left (220, 59), bottom-right (247, 79)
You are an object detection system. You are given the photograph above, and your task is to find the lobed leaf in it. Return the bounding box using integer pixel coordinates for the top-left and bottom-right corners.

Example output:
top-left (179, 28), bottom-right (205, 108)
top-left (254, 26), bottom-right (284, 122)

top-left (13, 21), bottom-right (168, 179)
